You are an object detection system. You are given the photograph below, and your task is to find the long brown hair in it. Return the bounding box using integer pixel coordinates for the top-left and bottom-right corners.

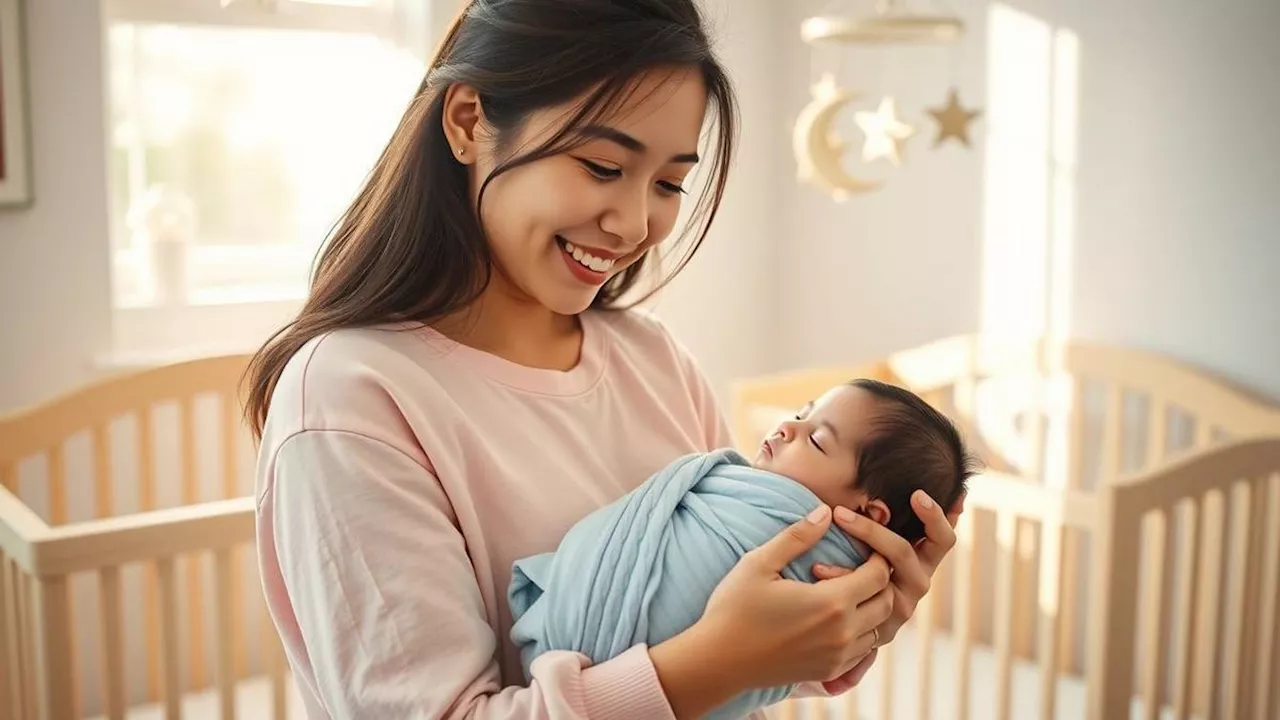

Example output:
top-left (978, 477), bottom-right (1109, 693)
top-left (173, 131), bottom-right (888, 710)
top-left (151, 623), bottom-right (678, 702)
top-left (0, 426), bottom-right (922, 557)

top-left (243, 0), bottom-right (739, 438)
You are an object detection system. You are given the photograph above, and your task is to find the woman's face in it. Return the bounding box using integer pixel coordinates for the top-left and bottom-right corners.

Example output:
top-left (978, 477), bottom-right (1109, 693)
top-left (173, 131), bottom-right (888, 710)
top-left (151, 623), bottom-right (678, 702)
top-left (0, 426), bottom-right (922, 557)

top-left (447, 67), bottom-right (709, 316)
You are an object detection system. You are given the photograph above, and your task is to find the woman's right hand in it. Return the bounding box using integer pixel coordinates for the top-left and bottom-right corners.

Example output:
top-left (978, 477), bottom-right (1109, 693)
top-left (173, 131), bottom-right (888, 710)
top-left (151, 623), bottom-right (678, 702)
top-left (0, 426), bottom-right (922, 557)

top-left (716, 505), bottom-right (894, 680)
top-left (649, 505), bottom-right (892, 718)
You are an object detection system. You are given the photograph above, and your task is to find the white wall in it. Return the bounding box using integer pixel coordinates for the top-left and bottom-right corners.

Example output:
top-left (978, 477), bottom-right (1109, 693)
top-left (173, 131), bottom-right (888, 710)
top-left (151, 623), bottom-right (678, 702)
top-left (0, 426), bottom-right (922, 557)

top-left (773, 0), bottom-right (1280, 400)
top-left (652, 0), bottom-right (782, 400)
top-left (1066, 0), bottom-right (1280, 400)
top-left (0, 0), bottom-right (114, 413)
top-left (3, 0), bottom-right (1277, 413)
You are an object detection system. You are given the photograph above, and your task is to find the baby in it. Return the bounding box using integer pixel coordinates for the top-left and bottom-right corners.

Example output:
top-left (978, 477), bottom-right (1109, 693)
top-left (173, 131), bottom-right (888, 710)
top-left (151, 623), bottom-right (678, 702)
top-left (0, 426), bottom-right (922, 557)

top-left (509, 378), bottom-right (977, 719)
top-left (753, 377), bottom-right (975, 544)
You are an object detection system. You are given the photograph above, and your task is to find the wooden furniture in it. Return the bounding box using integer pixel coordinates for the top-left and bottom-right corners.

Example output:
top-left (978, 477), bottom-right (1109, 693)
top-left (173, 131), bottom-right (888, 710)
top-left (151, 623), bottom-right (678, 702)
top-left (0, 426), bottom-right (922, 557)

top-left (734, 335), bottom-right (1280, 720)
top-left (0, 355), bottom-right (292, 720)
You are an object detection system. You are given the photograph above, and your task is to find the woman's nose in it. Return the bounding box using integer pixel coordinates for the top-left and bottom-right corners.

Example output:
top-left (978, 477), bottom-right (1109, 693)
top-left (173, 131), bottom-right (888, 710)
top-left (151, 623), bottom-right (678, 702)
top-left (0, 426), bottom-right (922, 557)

top-left (599, 187), bottom-right (650, 247)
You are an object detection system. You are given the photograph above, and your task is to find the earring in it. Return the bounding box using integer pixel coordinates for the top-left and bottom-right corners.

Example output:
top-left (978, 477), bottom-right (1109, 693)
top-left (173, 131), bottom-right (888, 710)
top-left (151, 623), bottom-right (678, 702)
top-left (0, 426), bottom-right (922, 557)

top-left (456, 147), bottom-right (465, 157)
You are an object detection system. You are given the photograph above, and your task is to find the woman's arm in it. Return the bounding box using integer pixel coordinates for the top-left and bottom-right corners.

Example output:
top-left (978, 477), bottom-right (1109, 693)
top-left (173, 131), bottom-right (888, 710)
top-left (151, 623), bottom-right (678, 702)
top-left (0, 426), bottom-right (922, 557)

top-left (262, 429), bottom-right (689, 719)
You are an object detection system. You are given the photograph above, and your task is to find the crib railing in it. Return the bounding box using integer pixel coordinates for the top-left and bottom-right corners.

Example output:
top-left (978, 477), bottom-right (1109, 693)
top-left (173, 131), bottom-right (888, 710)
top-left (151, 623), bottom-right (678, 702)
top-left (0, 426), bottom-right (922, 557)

top-left (736, 335), bottom-right (1280, 720)
top-left (1088, 436), bottom-right (1280, 720)
top-left (0, 489), bottom-right (288, 720)
top-left (0, 354), bottom-right (290, 720)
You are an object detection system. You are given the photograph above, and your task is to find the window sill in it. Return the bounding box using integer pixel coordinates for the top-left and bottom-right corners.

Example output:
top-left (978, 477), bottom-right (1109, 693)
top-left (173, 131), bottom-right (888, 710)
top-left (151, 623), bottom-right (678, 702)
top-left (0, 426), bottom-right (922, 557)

top-left (115, 283), bottom-right (308, 310)
top-left (108, 296), bottom-right (304, 372)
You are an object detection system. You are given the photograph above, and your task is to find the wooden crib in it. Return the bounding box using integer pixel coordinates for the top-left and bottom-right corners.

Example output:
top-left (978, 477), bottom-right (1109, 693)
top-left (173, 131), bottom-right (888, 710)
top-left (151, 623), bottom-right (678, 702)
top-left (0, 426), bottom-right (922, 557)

top-left (5, 337), bottom-right (1279, 720)
top-left (0, 355), bottom-right (297, 720)
top-left (734, 335), bottom-right (1280, 720)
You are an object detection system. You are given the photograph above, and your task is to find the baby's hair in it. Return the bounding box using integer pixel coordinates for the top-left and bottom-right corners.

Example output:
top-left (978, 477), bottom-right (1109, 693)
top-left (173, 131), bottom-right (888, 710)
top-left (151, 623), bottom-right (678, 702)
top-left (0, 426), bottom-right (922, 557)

top-left (846, 379), bottom-right (980, 542)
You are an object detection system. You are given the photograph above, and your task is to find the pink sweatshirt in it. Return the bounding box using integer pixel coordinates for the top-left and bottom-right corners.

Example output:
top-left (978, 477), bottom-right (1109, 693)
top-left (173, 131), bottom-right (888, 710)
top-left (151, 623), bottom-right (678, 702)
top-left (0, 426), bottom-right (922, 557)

top-left (255, 309), bottom-right (757, 719)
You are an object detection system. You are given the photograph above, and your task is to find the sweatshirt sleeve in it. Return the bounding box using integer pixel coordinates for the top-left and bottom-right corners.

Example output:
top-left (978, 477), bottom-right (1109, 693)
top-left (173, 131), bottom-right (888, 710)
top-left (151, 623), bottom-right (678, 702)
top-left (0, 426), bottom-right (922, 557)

top-left (260, 429), bottom-right (677, 720)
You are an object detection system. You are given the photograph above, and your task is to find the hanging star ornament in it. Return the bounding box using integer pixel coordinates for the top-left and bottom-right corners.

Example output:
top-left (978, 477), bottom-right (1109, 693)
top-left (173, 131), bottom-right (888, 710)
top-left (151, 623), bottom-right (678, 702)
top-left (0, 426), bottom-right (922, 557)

top-left (854, 97), bottom-right (916, 166)
top-left (927, 88), bottom-right (983, 148)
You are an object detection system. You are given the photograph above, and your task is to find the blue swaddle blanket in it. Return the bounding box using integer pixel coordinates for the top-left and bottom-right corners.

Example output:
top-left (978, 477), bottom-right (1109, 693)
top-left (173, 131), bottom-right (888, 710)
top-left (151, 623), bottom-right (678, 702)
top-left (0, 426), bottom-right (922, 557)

top-left (508, 448), bottom-right (871, 720)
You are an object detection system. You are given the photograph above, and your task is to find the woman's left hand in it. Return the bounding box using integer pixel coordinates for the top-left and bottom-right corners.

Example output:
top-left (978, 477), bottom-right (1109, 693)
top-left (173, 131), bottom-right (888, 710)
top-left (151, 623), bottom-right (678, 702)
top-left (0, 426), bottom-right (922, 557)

top-left (812, 488), bottom-right (966, 649)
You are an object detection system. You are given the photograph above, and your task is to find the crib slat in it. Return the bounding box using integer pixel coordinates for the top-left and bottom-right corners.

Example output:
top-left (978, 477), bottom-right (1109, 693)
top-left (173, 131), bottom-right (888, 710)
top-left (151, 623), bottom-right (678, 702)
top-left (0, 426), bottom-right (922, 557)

top-left (842, 674), bottom-right (858, 720)
top-left (1195, 419), bottom-right (1214, 450)
top-left (953, 511), bottom-right (975, 720)
top-left (93, 424), bottom-right (113, 520)
top-left (1255, 474), bottom-right (1280, 720)
top-left (265, 623), bottom-right (288, 720)
top-left (1147, 398), bottom-right (1166, 470)
top-left (916, 590), bottom-right (934, 720)
top-left (100, 566), bottom-right (125, 720)
top-left (214, 549), bottom-right (236, 720)
top-left (33, 574), bottom-right (73, 720)
top-left (878, 636), bottom-right (894, 720)
top-left (222, 394), bottom-right (247, 682)
top-left (19, 569), bottom-right (37, 720)
top-left (1058, 378), bottom-right (1086, 675)
top-left (1235, 477), bottom-right (1269, 719)
top-left (1014, 392), bottom-right (1047, 662)
top-left (181, 398), bottom-right (208, 691)
top-left (1037, 518), bottom-right (1066, 720)
top-left (158, 557), bottom-right (183, 720)
top-left (993, 512), bottom-right (1017, 720)
top-left (44, 446), bottom-right (80, 719)
top-left (1102, 386), bottom-right (1125, 481)
top-left (47, 446), bottom-right (67, 527)
top-left (1170, 499), bottom-right (1200, 720)
top-left (1139, 509), bottom-right (1173, 720)
top-left (1191, 489), bottom-right (1227, 719)
top-left (139, 409), bottom-right (163, 703)
top-left (1085, 489), bottom-right (1143, 719)
top-left (1222, 481), bottom-right (1258, 720)
top-left (0, 556), bottom-right (15, 720)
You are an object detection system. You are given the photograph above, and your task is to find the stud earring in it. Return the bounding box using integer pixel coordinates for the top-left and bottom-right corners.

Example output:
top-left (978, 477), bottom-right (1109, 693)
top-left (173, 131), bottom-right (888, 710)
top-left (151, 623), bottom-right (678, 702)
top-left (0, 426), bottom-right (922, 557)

top-left (456, 147), bottom-right (465, 157)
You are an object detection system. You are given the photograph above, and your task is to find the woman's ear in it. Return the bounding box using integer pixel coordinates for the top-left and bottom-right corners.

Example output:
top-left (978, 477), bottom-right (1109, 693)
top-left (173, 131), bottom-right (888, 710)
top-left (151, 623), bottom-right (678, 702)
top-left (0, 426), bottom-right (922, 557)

top-left (442, 83), bottom-right (485, 165)
top-left (862, 499), bottom-right (892, 528)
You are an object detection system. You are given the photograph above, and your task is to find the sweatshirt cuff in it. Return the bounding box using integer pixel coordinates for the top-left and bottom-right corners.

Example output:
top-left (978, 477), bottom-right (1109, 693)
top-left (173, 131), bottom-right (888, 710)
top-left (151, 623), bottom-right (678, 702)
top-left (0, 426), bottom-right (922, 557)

top-left (580, 645), bottom-right (676, 720)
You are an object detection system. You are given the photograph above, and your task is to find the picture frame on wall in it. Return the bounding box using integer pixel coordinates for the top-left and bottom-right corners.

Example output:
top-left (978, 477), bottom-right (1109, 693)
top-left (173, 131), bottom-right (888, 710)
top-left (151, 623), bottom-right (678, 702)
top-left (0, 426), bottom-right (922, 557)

top-left (0, 0), bottom-right (32, 208)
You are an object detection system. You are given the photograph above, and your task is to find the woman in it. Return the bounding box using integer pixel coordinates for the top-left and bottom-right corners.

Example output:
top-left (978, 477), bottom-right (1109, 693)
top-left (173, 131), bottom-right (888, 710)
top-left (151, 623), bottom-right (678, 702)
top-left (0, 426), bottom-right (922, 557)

top-left (244, 1), bottom-right (964, 718)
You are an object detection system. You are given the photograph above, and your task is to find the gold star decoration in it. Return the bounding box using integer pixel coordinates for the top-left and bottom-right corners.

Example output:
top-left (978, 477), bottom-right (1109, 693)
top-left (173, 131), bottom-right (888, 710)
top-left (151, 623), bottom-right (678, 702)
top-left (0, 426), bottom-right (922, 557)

top-left (854, 97), bottom-right (916, 166)
top-left (927, 88), bottom-right (982, 148)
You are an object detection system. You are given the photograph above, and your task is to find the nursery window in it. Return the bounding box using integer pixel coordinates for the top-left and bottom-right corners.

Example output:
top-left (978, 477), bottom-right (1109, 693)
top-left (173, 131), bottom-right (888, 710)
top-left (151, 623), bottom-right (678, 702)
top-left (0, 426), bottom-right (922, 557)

top-left (102, 0), bottom-right (440, 360)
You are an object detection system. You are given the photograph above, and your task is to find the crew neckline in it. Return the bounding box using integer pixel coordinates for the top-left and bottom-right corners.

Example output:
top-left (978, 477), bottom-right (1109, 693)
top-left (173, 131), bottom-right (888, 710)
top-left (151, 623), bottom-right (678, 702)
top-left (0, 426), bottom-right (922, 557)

top-left (415, 311), bottom-right (608, 396)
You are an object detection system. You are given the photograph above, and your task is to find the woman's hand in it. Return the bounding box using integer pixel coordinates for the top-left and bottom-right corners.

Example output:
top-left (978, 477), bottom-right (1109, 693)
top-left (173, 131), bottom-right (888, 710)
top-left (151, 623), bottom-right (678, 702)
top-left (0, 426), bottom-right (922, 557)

top-left (652, 504), bottom-right (896, 719)
top-left (813, 489), bottom-right (966, 648)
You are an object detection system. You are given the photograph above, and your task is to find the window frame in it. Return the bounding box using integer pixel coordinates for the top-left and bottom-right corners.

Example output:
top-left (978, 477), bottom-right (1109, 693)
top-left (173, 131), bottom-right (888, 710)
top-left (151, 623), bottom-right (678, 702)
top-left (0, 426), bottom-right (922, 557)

top-left (101, 0), bottom-right (440, 366)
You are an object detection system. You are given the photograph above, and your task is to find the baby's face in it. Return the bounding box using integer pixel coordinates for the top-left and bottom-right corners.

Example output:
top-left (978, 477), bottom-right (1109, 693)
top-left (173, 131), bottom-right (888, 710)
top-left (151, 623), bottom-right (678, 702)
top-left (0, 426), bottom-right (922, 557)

top-left (753, 385), bottom-right (878, 516)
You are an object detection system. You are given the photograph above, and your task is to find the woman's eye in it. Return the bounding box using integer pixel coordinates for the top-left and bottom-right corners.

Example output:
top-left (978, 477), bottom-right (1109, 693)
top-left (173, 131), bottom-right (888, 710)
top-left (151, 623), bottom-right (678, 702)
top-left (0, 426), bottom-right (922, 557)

top-left (657, 181), bottom-right (687, 195)
top-left (578, 159), bottom-right (622, 180)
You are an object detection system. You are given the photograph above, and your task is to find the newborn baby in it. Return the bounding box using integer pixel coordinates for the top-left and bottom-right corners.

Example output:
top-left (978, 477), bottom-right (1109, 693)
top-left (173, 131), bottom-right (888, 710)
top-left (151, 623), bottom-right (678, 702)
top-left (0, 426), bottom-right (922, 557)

top-left (754, 378), bottom-right (973, 544)
top-left (509, 378), bottom-right (975, 719)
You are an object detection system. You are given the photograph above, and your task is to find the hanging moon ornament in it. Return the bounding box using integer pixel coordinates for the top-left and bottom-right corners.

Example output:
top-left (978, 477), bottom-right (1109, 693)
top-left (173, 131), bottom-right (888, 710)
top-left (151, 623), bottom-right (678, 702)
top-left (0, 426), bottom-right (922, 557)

top-left (793, 75), bottom-right (882, 199)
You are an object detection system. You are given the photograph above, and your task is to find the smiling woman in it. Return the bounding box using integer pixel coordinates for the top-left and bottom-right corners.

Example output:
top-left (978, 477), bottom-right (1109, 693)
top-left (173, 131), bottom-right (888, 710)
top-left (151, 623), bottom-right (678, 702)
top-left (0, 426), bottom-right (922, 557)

top-left (244, 2), bottom-right (960, 719)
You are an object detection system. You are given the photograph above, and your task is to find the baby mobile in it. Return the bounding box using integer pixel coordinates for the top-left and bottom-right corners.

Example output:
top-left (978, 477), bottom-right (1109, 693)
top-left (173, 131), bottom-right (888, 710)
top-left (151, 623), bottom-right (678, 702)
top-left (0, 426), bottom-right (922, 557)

top-left (793, 0), bottom-right (982, 200)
